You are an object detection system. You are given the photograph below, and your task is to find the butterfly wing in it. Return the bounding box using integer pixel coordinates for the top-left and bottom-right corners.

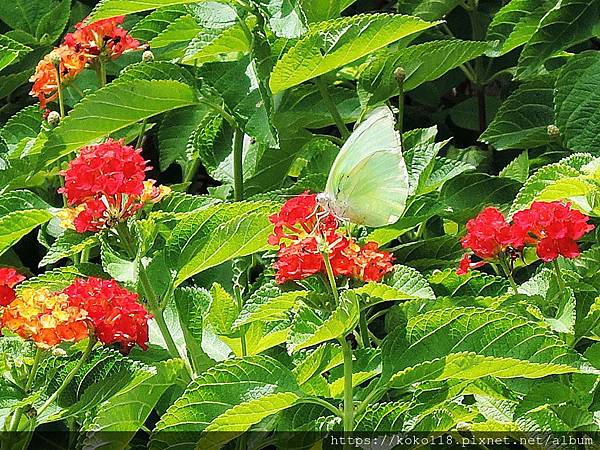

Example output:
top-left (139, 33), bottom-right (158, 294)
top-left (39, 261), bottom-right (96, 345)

top-left (326, 106), bottom-right (401, 195)
top-left (325, 106), bottom-right (409, 227)
top-left (332, 149), bottom-right (409, 227)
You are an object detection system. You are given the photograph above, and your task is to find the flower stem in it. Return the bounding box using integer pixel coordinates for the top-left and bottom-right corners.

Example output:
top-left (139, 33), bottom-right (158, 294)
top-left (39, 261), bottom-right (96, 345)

top-left (394, 67), bottom-right (405, 151)
top-left (7, 348), bottom-right (44, 433)
top-left (339, 337), bottom-right (354, 444)
top-left (233, 129), bottom-right (244, 202)
top-left (96, 61), bottom-right (107, 87)
top-left (234, 284), bottom-right (248, 357)
top-left (37, 337), bottom-right (95, 417)
top-left (315, 76), bottom-right (350, 140)
top-left (359, 309), bottom-right (370, 348)
top-left (553, 259), bottom-right (566, 291)
top-left (499, 259), bottom-right (518, 294)
top-left (321, 251), bottom-right (339, 305)
top-left (56, 72), bottom-right (66, 119)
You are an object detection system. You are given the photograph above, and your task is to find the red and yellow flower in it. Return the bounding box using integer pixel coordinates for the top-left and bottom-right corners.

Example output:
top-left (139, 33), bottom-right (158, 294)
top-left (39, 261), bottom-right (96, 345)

top-left (1, 288), bottom-right (89, 348)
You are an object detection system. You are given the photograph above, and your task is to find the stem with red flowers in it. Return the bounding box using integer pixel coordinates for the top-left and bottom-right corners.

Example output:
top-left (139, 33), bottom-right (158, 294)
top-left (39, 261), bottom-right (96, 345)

top-left (499, 258), bottom-right (518, 294)
top-left (553, 259), bottom-right (566, 292)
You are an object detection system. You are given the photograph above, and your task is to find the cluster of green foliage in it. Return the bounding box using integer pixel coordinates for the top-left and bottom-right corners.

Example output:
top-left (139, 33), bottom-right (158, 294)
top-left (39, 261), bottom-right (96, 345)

top-left (1, 0), bottom-right (600, 449)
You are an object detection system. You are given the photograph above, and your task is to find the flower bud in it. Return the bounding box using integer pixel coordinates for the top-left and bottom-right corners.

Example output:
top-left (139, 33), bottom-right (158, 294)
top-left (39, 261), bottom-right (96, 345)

top-left (394, 67), bottom-right (406, 83)
top-left (48, 51), bottom-right (61, 67)
top-left (142, 50), bottom-right (154, 62)
top-left (47, 110), bottom-right (61, 128)
top-left (547, 124), bottom-right (560, 139)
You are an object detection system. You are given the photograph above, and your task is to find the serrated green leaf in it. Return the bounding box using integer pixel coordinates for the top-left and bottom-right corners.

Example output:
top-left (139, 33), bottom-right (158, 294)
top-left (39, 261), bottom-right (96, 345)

top-left (270, 14), bottom-right (439, 93)
top-left (130, 5), bottom-right (188, 41)
top-left (39, 231), bottom-right (98, 267)
top-left (181, 23), bottom-right (250, 64)
top-left (0, 190), bottom-right (52, 257)
top-left (90, 0), bottom-right (203, 20)
top-left (164, 201), bottom-right (277, 286)
top-left (0, 34), bottom-right (31, 72)
top-left (500, 151), bottom-right (530, 183)
top-left (288, 291), bottom-right (359, 352)
top-left (380, 307), bottom-right (593, 390)
top-left (516, 0), bottom-right (600, 79)
top-left (429, 269), bottom-right (509, 298)
top-left (34, 79), bottom-right (198, 166)
top-left (480, 77), bottom-right (554, 150)
top-left (510, 163), bottom-right (580, 215)
top-left (555, 51), bottom-right (600, 154)
top-left (81, 360), bottom-right (184, 450)
top-left (16, 264), bottom-right (104, 294)
top-left (397, 0), bottom-right (462, 21)
top-left (359, 40), bottom-right (489, 107)
top-left (150, 356), bottom-right (303, 450)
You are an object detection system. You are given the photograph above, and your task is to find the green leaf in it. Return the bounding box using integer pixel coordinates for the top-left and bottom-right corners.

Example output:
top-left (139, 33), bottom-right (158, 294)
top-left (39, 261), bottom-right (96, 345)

top-left (486, 0), bottom-right (551, 57)
top-left (35, 79), bottom-right (199, 165)
top-left (359, 40), bottom-right (489, 107)
top-left (81, 360), bottom-right (184, 450)
top-left (380, 307), bottom-right (594, 390)
top-left (429, 269), bottom-right (509, 298)
top-left (392, 235), bottom-right (464, 271)
top-left (130, 5), bottom-right (189, 41)
top-left (397, 0), bottom-right (462, 21)
top-left (500, 151), bottom-right (530, 183)
top-left (264, 0), bottom-right (308, 38)
top-left (149, 14), bottom-right (203, 59)
top-left (150, 356), bottom-right (302, 450)
top-left (90, 0), bottom-right (203, 20)
top-left (34, 0), bottom-right (70, 43)
top-left (0, 190), bottom-right (52, 257)
top-left (16, 264), bottom-right (104, 294)
top-left (0, 0), bottom-right (67, 37)
top-left (181, 23), bottom-right (250, 64)
top-left (440, 173), bottom-right (521, 223)
top-left (233, 282), bottom-right (309, 327)
top-left (516, 0), bottom-right (600, 79)
top-left (269, 13), bottom-right (439, 93)
top-left (510, 163), bottom-right (579, 215)
top-left (288, 291), bottom-right (359, 352)
top-left (0, 105), bottom-right (43, 158)
top-left (480, 76), bottom-right (554, 150)
top-left (0, 35), bottom-right (31, 72)
top-left (163, 201), bottom-right (277, 286)
top-left (39, 231), bottom-right (98, 267)
top-left (555, 51), bottom-right (600, 154)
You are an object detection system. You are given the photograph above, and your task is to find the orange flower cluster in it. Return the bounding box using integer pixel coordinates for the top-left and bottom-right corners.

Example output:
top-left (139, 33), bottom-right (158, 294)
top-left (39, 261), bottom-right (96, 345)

top-left (1, 288), bottom-right (89, 349)
top-left (30, 45), bottom-right (87, 108)
top-left (30, 16), bottom-right (141, 109)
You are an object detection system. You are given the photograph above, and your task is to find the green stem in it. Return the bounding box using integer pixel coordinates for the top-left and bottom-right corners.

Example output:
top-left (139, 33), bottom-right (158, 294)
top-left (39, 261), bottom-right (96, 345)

top-left (315, 77), bottom-right (350, 139)
top-left (499, 259), bottom-right (518, 294)
top-left (183, 158), bottom-right (201, 185)
top-left (37, 338), bottom-right (95, 417)
top-left (553, 259), bottom-right (566, 292)
top-left (135, 119), bottom-right (147, 149)
top-left (198, 99), bottom-right (237, 129)
top-left (354, 387), bottom-right (385, 420)
top-left (234, 284), bottom-right (248, 357)
top-left (321, 252), bottom-right (339, 304)
top-left (233, 129), bottom-right (244, 202)
top-left (339, 337), bottom-right (354, 442)
top-left (359, 309), bottom-right (370, 348)
top-left (7, 348), bottom-right (44, 433)
top-left (96, 61), bottom-right (107, 87)
top-left (56, 74), bottom-right (65, 119)
top-left (79, 247), bottom-right (90, 264)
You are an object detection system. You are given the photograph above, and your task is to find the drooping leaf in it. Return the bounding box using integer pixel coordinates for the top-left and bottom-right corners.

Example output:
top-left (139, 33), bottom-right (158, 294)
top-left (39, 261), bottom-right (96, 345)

top-left (90, 0), bottom-right (203, 20)
top-left (270, 14), bottom-right (439, 93)
top-left (396, 0), bottom-right (463, 21)
top-left (39, 231), bottom-right (98, 267)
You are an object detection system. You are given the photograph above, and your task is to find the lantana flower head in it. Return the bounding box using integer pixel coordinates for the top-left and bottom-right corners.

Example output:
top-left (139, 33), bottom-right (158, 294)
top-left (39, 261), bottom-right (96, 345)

top-left (1, 288), bottom-right (89, 348)
top-left (29, 45), bottom-right (87, 108)
top-left (271, 193), bottom-right (393, 284)
top-left (58, 139), bottom-right (170, 233)
top-left (0, 267), bottom-right (25, 307)
top-left (64, 16), bottom-right (141, 61)
top-left (511, 201), bottom-right (594, 262)
top-left (63, 277), bottom-right (151, 353)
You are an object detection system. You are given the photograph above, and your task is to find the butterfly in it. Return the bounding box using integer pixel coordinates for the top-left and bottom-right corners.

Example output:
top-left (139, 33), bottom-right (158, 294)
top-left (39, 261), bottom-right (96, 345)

top-left (316, 106), bottom-right (409, 228)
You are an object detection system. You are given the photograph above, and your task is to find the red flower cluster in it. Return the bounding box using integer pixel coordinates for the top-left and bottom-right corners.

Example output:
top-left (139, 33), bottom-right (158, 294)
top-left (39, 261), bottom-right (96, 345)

top-left (0, 267), bottom-right (25, 307)
top-left (512, 201), bottom-right (595, 262)
top-left (63, 277), bottom-right (151, 353)
top-left (58, 139), bottom-right (170, 233)
top-left (458, 201), bottom-right (594, 275)
top-left (270, 193), bottom-right (394, 284)
top-left (65, 16), bottom-right (140, 61)
top-left (30, 16), bottom-right (140, 109)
